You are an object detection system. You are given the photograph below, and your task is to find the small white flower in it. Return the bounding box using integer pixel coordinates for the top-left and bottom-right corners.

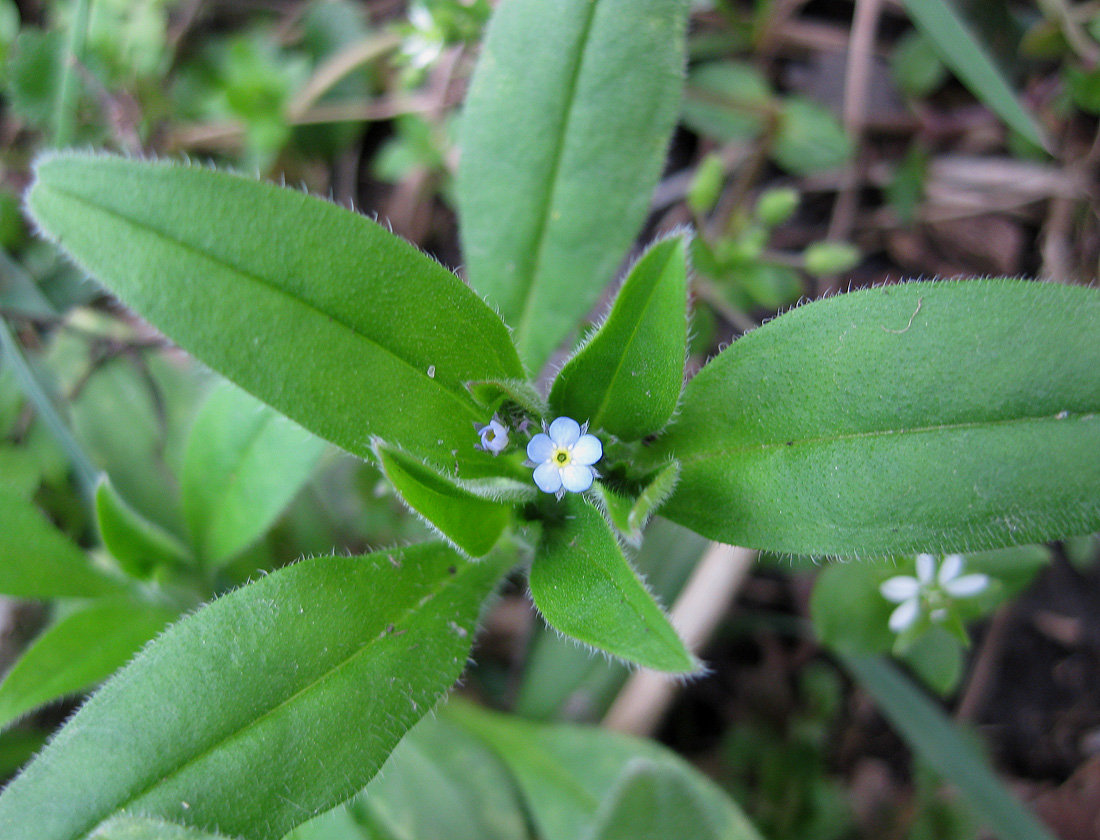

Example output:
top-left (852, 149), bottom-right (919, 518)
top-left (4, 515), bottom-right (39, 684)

top-left (476, 418), bottom-right (509, 454)
top-left (402, 4), bottom-right (445, 69)
top-left (527, 417), bottom-right (602, 497)
top-left (880, 553), bottom-right (990, 633)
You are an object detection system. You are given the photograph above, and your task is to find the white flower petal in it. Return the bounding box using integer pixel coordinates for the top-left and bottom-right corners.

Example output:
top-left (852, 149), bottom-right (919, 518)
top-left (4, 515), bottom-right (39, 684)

top-left (916, 553), bottom-right (936, 584)
top-left (570, 434), bottom-right (602, 466)
top-left (548, 416), bottom-right (581, 447)
top-left (527, 433), bottom-right (555, 462)
top-left (888, 598), bottom-right (920, 632)
top-left (944, 573), bottom-right (989, 598)
top-left (559, 464), bottom-right (594, 493)
top-left (938, 554), bottom-right (964, 584)
top-left (880, 576), bottom-right (920, 602)
top-left (533, 463), bottom-right (563, 494)
top-left (409, 5), bottom-right (433, 29)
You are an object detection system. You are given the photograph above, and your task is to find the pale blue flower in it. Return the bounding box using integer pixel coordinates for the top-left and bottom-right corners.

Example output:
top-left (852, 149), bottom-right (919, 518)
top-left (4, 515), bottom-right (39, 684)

top-left (880, 553), bottom-right (989, 633)
top-left (477, 418), bottom-right (509, 454)
top-left (527, 417), bottom-right (602, 497)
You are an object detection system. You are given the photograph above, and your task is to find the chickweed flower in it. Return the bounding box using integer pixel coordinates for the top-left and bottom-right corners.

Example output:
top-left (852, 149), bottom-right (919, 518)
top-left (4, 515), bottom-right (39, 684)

top-left (880, 553), bottom-right (989, 633)
top-left (401, 4), bottom-right (445, 70)
top-left (476, 417), bottom-right (509, 454)
top-left (527, 417), bottom-right (602, 498)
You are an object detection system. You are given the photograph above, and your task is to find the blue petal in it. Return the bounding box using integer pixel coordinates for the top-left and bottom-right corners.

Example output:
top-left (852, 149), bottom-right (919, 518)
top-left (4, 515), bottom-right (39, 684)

top-left (527, 433), bottom-right (555, 462)
top-left (548, 416), bottom-right (581, 447)
top-left (559, 464), bottom-right (593, 493)
top-left (533, 463), bottom-right (563, 493)
top-left (570, 434), bottom-right (602, 466)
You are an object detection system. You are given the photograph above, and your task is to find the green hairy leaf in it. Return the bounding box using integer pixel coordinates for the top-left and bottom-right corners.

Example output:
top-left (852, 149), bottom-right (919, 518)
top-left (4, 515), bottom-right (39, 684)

top-left (457, 0), bottom-right (690, 372)
top-left (0, 599), bottom-right (178, 731)
top-left (95, 479), bottom-right (191, 579)
top-left (550, 235), bottom-right (688, 440)
top-left (26, 153), bottom-right (524, 476)
top-left (0, 486), bottom-right (121, 598)
top-left (646, 280), bottom-right (1100, 556)
top-left (594, 460), bottom-right (680, 547)
top-left (0, 544), bottom-right (509, 840)
top-left (586, 761), bottom-right (751, 840)
top-left (182, 381), bottom-right (326, 566)
top-left (353, 713), bottom-right (528, 840)
top-left (466, 378), bottom-right (549, 419)
top-left (529, 496), bottom-right (696, 673)
top-left (374, 441), bottom-right (512, 557)
top-left (449, 703), bottom-right (763, 840)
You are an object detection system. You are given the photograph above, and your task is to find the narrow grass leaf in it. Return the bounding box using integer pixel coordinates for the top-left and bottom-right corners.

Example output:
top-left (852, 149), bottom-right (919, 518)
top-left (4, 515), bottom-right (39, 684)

top-left (457, 0), bottom-right (690, 372)
top-left (0, 598), bottom-right (177, 731)
top-left (645, 280), bottom-right (1100, 556)
top-left (0, 544), bottom-right (510, 840)
top-left (0, 486), bottom-right (122, 598)
top-left (0, 314), bottom-right (98, 497)
top-left (26, 153), bottom-right (524, 476)
top-left (900, 0), bottom-right (1045, 149)
top-left (529, 495), bottom-right (696, 673)
top-left (182, 381), bottom-right (325, 566)
top-left (842, 655), bottom-right (1057, 840)
top-left (549, 235), bottom-right (688, 440)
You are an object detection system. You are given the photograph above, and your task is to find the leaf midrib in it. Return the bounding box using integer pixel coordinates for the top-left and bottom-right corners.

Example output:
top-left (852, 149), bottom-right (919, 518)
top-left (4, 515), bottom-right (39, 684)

top-left (674, 411), bottom-right (1097, 467)
top-left (514, 1), bottom-right (601, 361)
top-left (589, 245), bottom-right (676, 431)
top-left (564, 502), bottom-right (687, 670)
top-left (193, 409), bottom-right (272, 563)
top-left (38, 184), bottom-right (482, 420)
top-left (72, 558), bottom-right (474, 840)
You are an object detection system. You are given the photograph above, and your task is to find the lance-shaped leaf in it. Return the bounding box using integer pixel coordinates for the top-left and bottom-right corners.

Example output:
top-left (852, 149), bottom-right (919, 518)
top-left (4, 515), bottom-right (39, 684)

top-left (448, 703), bottom-right (763, 840)
top-left (182, 381), bottom-right (326, 566)
top-left (0, 598), bottom-right (178, 731)
top-left (0, 486), bottom-right (122, 598)
top-left (586, 761), bottom-right (755, 840)
top-left (26, 153), bottom-right (524, 476)
top-left (348, 713), bottom-right (529, 840)
top-left (95, 479), bottom-right (191, 579)
top-left (549, 236), bottom-right (688, 440)
top-left (643, 280), bottom-right (1100, 556)
top-left (529, 495), bottom-right (695, 673)
top-left (0, 544), bottom-right (510, 840)
top-left (457, 0), bottom-right (690, 372)
top-left (374, 441), bottom-right (512, 558)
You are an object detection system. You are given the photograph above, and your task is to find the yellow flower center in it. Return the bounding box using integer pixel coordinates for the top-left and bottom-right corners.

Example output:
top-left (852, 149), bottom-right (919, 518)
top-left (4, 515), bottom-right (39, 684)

top-left (553, 448), bottom-right (571, 466)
